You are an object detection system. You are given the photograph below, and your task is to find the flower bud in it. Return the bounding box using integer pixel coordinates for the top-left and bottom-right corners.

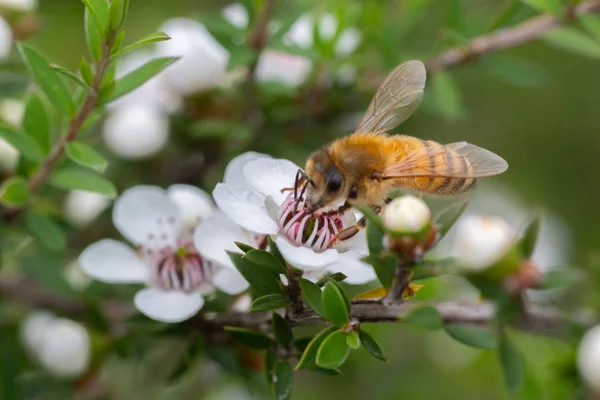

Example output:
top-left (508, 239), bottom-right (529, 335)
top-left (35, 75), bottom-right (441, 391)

top-left (0, 0), bottom-right (38, 12)
top-left (578, 325), bottom-right (600, 394)
top-left (0, 16), bottom-right (12, 61)
top-left (0, 98), bottom-right (25, 126)
top-left (63, 190), bottom-right (111, 228)
top-left (382, 195), bottom-right (431, 235)
top-left (0, 138), bottom-right (18, 171)
top-left (454, 215), bottom-right (514, 271)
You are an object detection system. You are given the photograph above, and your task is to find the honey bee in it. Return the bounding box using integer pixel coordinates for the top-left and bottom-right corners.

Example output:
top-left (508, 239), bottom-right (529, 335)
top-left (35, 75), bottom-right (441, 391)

top-left (294, 60), bottom-right (508, 241)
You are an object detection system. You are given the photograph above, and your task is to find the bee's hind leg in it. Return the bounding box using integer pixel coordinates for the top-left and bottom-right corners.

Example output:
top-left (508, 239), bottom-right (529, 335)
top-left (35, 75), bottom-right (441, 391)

top-left (329, 216), bottom-right (367, 246)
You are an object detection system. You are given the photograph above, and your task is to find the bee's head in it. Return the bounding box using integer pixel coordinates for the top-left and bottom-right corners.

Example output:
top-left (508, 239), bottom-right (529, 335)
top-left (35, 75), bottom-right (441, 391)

top-left (303, 150), bottom-right (346, 213)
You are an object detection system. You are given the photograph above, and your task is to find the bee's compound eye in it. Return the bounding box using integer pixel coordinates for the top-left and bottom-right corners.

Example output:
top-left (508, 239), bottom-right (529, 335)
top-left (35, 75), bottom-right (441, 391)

top-left (327, 170), bottom-right (343, 192)
top-left (349, 186), bottom-right (358, 200)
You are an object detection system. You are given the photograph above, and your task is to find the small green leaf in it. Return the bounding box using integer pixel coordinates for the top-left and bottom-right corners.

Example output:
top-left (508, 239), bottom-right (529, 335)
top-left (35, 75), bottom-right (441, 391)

top-left (359, 330), bottom-right (387, 361)
top-left (366, 218), bottom-right (384, 255)
top-left (79, 58), bottom-right (95, 87)
top-left (581, 16), bottom-right (600, 40)
top-left (235, 242), bottom-right (255, 253)
top-left (363, 254), bottom-right (396, 290)
top-left (299, 278), bottom-right (325, 318)
top-left (295, 326), bottom-right (336, 370)
top-left (272, 312), bottom-right (293, 346)
top-left (518, 212), bottom-right (541, 258)
top-left (246, 249), bottom-right (286, 274)
top-left (49, 168), bottom-right (117, 198)
top-left (346, 331), bottom-right (361, 350)
top-left (405, 306), bottom-right (443, 330)
top-left (539, 268), bottom-right (582, 290)
top-left (49, 64), bottom-right (93, 90)
top-left (444, 324), bottom-right (496, 349)
top-left (435, 200), bottom-right (468, 239)
top-left (264, 347), bottom-right (277, 385)
top-left (224, 326), bottom-right (272, 349)
top-left (228, 45), bottom-right (256, 70)
top-left (268, 236), bottom-right (287, 267)
top-left (84, 7), bottom-right (103, 61)
top-left (315, 272), bottom-right (347, 287)
top-left (81, 0), bottom-right (104, 35)
top-left (273, 361), bottom-right (294, 400)
top-left (0, 177), bottom-right (29, 207)
top-left (250, 294), bottom-right (290, 312)
top-left (520, 0), bottom-right (561, 14)
top-left (22, 255), bottom-right (76, 297)
top-left (23, 93), bottom-right (50, 152)
top-left (481, 54), bottom-right (552, 88)
top-left (228, 251), bottom-right (284, 295)
top-left (110, 32), bottom-right (172, 61)
top-left (24, 212), bottom-right (67, 252)
top-left (498, 333), bottom-right (525, 394)
top-left (316, 330), bottom-right (350, 369)
top-left (65, 142), bottom-right (108, 173)
top-left (109, 0), bottom-right (129, 29)
top-left (322, 281), bottom-right (350, 327)
top-left (111, 30), bottom-right (125, 56)
top-left (0, 124), bottom-right (44, 162)
top-left (17, 44), bottom-right (76, 116)
top-left (542, 27), bottom-right (600, 60)
top-left (353, 203), bottom-right (384, 231)
top-left (431, 71), bottom-right (464, 120)
top-left (98, 57), bottom-right (180, 105)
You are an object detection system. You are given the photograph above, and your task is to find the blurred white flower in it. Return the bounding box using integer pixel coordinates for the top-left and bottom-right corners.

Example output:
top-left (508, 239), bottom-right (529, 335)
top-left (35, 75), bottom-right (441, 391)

top-left (79, 185), bottom-right (249, 323)
top-left (0, 0), bottom-right (37, 12)
top-left (0, 16), bottom-right (12, 60)
top-left (156, 18), bottom-right (230, 96)
top-left (102, 103), bottom-right (169, 160)
top-left (21, 312), bottom-right (90, 378)
top-left (382, 195), bottom-right (431, 234)
top-left (0, 138), bottom-right (18, 171)
top-left (221, 3), bottom-right (248, 29)
top-left (0, 98), bottom-right (25, 125)
top-left (231, 293), bottom-right (253, 312)
top-left (453, 215), bottom-right (514, 271)
top-left (64, 260), bottom-right (92, 291)
top-left (578, 324), bottom-right (600, 394)
top-left (255, 49), bottom-right (312, 87)
top-left (63, 190), bottom-right (111, 228)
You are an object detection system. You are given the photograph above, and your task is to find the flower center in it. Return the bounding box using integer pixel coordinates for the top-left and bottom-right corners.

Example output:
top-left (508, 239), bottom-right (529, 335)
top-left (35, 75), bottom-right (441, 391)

top-left (276, 192), bottom-right (345, 252)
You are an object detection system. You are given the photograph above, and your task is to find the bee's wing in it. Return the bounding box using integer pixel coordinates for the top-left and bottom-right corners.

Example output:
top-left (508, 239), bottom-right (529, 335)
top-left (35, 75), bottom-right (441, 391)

top-left (383, 142), bottom-right (508, 178)
top-left (354, 60), bottom-right (426, 134)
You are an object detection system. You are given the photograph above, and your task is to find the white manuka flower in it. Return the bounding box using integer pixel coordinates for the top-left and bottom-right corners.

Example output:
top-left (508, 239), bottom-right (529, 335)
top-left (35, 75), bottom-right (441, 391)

top-left (255, 49), bottom-right (312, 87)
top-left (0, 0), bottom-right (38, 12)
top-left (63, 190), bottom-right (111, 228)
top-left (578, 324), bottom-right (600, 395)
top-left (0, 16), bottom-right (12, 61)
top-left (207, 152), bottom-right (375, 284)
top-left (79, 185), bottom-right (249, 323)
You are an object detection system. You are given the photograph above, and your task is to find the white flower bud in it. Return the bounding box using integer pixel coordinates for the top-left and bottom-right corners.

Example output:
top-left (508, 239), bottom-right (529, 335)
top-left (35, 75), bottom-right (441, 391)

top-left (64, 260), bottom-right (92, 291)
top-left (0, 98), bottom-right (25, 126)
top-left (255, 49), bottom-right (312, 87)
top-left (20, 311), bottom-right (54, 353)
top-left (103, 104), bottom-right (169, 160)
top-left (0, 138), bottom-right (18, 171)
top-left (578, 325), bottom-right (600, 394)
top-left (63, 190), bottom-right (111, 228)
top-left (382, 195), bottom-right (431, 234)
top-left (0, 16), bottom-right (12, 60)
top-left (454, 215), bottom-right (514, 271)
top-left (0, 0), bottom-right (37, 12)
top-left (221, 3), bottom-right (248, 29)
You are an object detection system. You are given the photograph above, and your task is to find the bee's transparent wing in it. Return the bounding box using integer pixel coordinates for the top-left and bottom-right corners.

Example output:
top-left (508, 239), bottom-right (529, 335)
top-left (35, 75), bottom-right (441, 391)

top-left (354, 60), bottom-right (426, 134)
top-left (383, 142), bottom-right (509, 178)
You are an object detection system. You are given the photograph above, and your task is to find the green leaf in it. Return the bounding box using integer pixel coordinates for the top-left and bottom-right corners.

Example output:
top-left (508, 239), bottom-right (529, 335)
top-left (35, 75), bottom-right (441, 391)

top-left (235, 242), bottom-right (255, 253)
top-left (250, 294), bottom-right (290, 312)
top-left (316, 330), bottom-right (350, 369)
top-left (518, 212), bottom-right (541, 258)
top-left (295, 325), bottom-right (336, 370)
top-left (189, 119), bottom-right (252, 139)
top-left (24, 212), bottom-right (67, 252)
top-left (111, 29), bottom-right (125, 56)
top-left (65, 141), bottom-right (108, 173)
top-left (81, 0), bottom-right (104, 36)
top-left (581, 16), bottom-right (600, 41)
top-left (481, 54), bottom-right (552, 88)
top-left (0, 124), bottom-right (44, 162)
top-left (272, 312), bottom-right (293, 346)
top-left (362, 254), bottom-right (396, 289)
top-left (23, 93), bottom-right (50, 152)
top-left (228, 251), bottom-right (284, 295)
top-left (366, 218), bottom-right (384, 255)
top-left (435, 200), bottom-right (468, 239)
top-left (228, 45), bottom-right (256, 70)
top-left (444, 324), bottom-right (496, 349)
top-left (110, 32), bottom-right (172, 61)
top-left (321, 281), bottom-right (350, 327)
top-left (79, 58), bottom-right (95, 87)
top-left (315, 272), bottom-right (347, 287)
top-left (498, 333), bottom-right (525, 395)
top-left (273, 361), bottom-right (294, 400)
top-left (84, 7), bottom-right (103, 61)
top-left (520, 0), bottom-right (561, 14)
top-left (22, 255), bottom-right (76, 297)
top-left (299, 278), bottom-right (325, 318)
top-left (346, 331), bottom-right (361, 350)
top-left (431, 71), bottom-right (464, 120)
top-left (539, 267), bottom-right (582, 290)
top-left (17, 44), bottom-right (76, 116)
top-left (49, 168), bottom-right (117, 198)
top-left (359, 330), bottom-right (387, 361)
top-left (98, 57), bottom-right (179, 104)
top-left (405, 306), bottom-right (443, 330)
top-left (109, 0), bottom-right (129, 29)
top-left (49, 63), bottom-right (92, 90)
top-left (268, 236), bottom-right (287, 267)
top-left (246, 249), bottom-right (286, 274)
top-left (353, 203), bottom-right (384, 231)
top-left (223, 326), bottom-right (272, 349)
top-left (0, 177), bottom-right (29, 207)
top-left (542, 27), bottom-right (600, 60)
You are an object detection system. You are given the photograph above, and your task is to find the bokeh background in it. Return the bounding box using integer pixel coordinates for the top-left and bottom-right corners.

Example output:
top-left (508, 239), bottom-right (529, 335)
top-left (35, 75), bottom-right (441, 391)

top-left (1, 0), bottom-right (600, 398)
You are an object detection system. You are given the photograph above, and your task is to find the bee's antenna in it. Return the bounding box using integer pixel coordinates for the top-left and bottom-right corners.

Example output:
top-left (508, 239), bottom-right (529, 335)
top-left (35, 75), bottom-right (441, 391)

top-left (293, 169), bottom-right (313, 213)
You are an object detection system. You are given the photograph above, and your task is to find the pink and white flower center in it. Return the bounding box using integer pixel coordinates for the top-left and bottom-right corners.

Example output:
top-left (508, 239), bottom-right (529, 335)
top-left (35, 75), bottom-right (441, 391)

top-left (276, 192), bottom-right (345, 252)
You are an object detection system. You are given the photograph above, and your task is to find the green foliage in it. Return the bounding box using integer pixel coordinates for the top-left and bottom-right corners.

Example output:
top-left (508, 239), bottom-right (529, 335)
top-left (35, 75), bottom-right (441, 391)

top-left (481, 54), bottom-right (553, 88)
top-left (321, 281), bottom-right (350, 327)
top-left (542, 27), bottom-right (600, 60)
top-left (0, 177), bottom-right (29, 207)
top-left (444, 324), bottom-right (496, 349)
top-left (363, 254), bottom-right (396, 290)
top-left (49, 64), bottom-right (92, 91)
top-left (405, 306), bottom-right (443, 331)
top-left (430, 71), bottom-right (464, 120)
top-left (223, 326), bottom-right (272, 349)
top-left (110, 32), bottom-right (172, 60)
top-left (498, 332), bottom-right (525, 395)
top-left (345, 331), bottom-right (361, 350)
top-left (299, 277), bottom-right (325, 317)
top-left (518, 212), bottom-right (542, 258)
top-left (273, 361), bottom-right (294, 400)
top-left (316, 330), bottom-right (350, 369)
top-left (434, 200), bottom-right (468, 239)
top-left (22, 93), bottom-right (51, 152)
top-left (0, 125), bottom-right (44, 162)
top-left (295, 326), bottom-right (337, 370)
top-left (520, 0), bottom-right (561, 14)
top-left (24, 212), bottom-right (67, 252)
top-left (250, 294), bottom-right (291, 312)
top-left (49, 168), bottom-right (117, 198)
top-left (109, 0), bottom-right (130, 30)
top-left (365, 218), bottom-right (384, 255)
top-left (228, 251), bottom-right (284, 296)
top-left (358, 329), bottom-right (387, 362)
top-left (271, 312), bottom-right (293, 346)
top-left (79, 59), bottom-right (95, 87)
top-left (245, 249), bottom-right (287, 274)
top-left (65, 142), bottom-right (108, 173)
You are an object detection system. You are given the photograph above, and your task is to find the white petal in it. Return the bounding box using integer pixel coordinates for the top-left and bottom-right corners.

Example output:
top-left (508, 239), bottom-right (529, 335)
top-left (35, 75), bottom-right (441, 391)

top-left (221, 3), bottom-right (248, 29)
top-left (327, 253), bottom-right (376, 285)
top-left (194, 211), bottom-right (250, 268)
top-left (213, 183), bottom-right (278, 234)
top-left (0, 17), bottom-right (12, 60)
top-left (20, 311), bottom-right (55, 353)
top-left (0, 98), bottom-right (24, 126)
top-left (213, 268), bottom-right (249, 295)
top-left (113, 186), bottom-right (181, 246)
top-left (224, 151), bottom-right (272, 187)
top-left (0, 137), bottom-right (19, 171)
top-left (38, 318), bottom-right (90, 378)
top-left (334, 27), bottom-right (361, 57)
top-left (255, 50), bottom-right (312, 87)
top-left (275, 236), bottom-right (338, 271)
top-left (0, 0), bottom-right (38, 12)
top-left (134, 288), bottom-right (204, 323)
top-left (79, 239), bottom-right (149, 283)
top-left (243, 158), bottom-right (300, 205)
top-left (167, 184), bottom-right (214, 231)
top-left (283, 14), bottom-right (313, 48)
top-left (338, 229), bottom-right (369, 256)
top-left (63, 190), bottom-right (111, 228)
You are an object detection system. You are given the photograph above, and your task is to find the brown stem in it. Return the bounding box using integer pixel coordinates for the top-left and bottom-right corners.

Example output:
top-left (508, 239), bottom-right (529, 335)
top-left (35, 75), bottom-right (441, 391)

top-left (426, 0), bottom-right (600, 72)
top-left (383, 260), bottom-right (412, 305)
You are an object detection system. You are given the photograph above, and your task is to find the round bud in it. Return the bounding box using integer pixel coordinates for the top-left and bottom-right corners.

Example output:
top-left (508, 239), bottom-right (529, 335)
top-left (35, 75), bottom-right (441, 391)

top-left (578, 325), bottom-right (600, 394)
top-left (382, 195), bottom-right (431, 235)
top-left (454, 215), bottom-right (514, 271)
